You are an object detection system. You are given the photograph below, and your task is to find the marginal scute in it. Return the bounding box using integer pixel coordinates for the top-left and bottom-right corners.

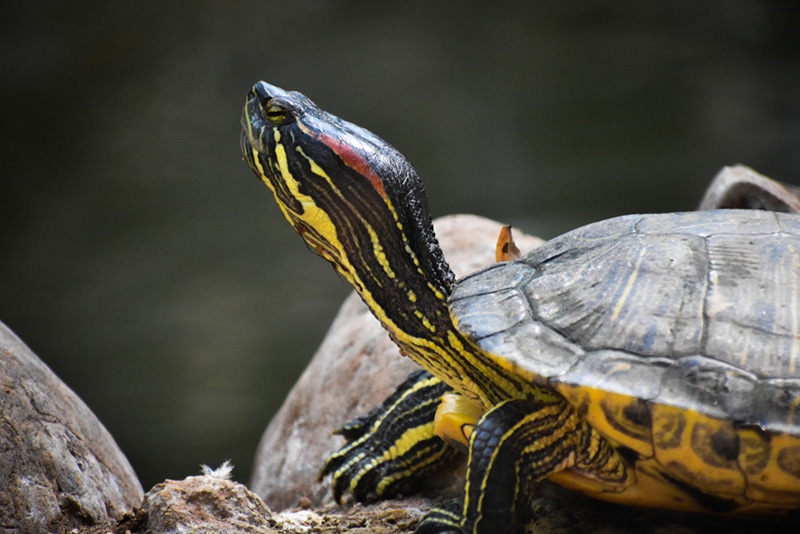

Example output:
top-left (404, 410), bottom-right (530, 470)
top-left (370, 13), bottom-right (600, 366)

top-left (450, 287), bottom-right (529, 342)
top-left (557, 350), bottom-right (670, 401)
top-left (477, 317), bottom-right (584, 382)
top-left (751, 379), bottom-right (800, 435)
top-left (657, 356), bottom-right (757, 422)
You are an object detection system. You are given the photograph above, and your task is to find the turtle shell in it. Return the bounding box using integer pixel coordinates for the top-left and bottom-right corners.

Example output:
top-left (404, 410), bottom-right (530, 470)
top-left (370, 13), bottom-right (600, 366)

top-left (450, 209), bottom-right (800, 510)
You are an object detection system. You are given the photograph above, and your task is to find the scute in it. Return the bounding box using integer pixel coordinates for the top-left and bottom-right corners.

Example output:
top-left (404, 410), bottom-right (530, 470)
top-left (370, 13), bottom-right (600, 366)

top-left (451, 286), bottom-right (584, 381)
top-left (751, 379), bottom-right (800, 435)
top-left (777, 211), bottom-right (800, 233)
top-left (524, 231), bottom-right (709, 357)
top-left (656, 356), bottom-right (757, 421)
top-left (632, 207), bottom-right (783, 236)
top-left (557, 350), bottom-right (671, 400)
top-left (704, 231), bottom-right (800, 374)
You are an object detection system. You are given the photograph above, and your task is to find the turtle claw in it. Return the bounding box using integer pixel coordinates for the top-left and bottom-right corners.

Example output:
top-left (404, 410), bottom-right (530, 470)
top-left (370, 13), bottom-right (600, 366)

top-left (320, 369), bottom-right (461, 502)
top-left (321, 433), bottom-right (380, 502)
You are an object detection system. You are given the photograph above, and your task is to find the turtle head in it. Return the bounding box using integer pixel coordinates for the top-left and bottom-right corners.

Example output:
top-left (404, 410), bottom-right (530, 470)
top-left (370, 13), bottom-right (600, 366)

top-left (241, 81), bottom-right (454, 304)
top-left (242, 82), bottom-right (536, 407)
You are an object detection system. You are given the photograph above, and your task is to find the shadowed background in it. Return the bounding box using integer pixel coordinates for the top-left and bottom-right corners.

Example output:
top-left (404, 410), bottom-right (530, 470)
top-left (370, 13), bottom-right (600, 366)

top-left (2, 1), bottom-right (799, 489)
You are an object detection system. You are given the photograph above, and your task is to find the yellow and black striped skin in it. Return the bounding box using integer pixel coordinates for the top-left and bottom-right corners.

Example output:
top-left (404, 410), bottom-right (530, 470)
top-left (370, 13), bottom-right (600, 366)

top-left (321, 369), bottom-right (462, 502)
top-left (240, 82), bottom-right (550, 409)
top-left (240, 82), bottom-right (800, 533)
top-left (241, 82), bottom-right (618, 532)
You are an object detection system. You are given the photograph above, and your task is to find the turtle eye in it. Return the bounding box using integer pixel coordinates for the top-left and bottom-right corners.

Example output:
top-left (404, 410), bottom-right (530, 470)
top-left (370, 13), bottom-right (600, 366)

top-left (265, 103), bottom-right (293, 125)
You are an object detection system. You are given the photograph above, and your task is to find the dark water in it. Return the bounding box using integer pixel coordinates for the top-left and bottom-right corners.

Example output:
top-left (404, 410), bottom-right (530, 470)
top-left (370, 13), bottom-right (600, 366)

top-left (2, 1), bottom-right (799, 490)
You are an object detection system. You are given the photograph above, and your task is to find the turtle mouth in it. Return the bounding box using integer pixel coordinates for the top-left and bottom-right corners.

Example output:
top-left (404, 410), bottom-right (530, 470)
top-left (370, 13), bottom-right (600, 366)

top-left (240, 83), bottom-right (277, 145)
top-left (240, 85), bottom-right (281, 179)
top-left (239, 108), bottom-right (255, 165)
top-left (240, 92), bottom-right (261, 166)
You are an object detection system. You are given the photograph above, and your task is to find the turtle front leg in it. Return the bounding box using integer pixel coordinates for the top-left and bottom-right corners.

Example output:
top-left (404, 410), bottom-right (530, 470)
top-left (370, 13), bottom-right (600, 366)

top-left (418, 398), bottom-right (630, 534)
top-left (321, 369), bottom-right (461, 502)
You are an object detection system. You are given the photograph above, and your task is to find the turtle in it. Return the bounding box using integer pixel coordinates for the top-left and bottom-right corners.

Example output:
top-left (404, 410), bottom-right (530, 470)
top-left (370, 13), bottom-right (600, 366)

top-left (240, 81), bottom-right (800, 533)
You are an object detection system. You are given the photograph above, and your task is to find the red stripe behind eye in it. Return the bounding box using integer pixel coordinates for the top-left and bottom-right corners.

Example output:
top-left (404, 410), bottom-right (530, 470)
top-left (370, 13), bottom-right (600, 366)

top-left (304, 128), bottom-right (388, 198)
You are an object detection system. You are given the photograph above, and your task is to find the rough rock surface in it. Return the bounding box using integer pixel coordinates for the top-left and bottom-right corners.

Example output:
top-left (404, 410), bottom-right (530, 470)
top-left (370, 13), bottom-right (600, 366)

top-left (143, 463), bottom-right (274, 534)
top-left (0, 321), bottom-right (143, 533)
top-left (139, 463), bottom-right (434, 534)
top-left (84, 479), bottom-right (785, 534)
top-left (249, 214), bottom-right (543, 511)
top-left (698, 165), bottom-right (800, 212)
top-left (78, 467), bottom-right (784, 534)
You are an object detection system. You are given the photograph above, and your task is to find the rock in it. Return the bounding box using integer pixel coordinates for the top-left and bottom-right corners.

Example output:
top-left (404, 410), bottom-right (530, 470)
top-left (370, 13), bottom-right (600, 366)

top-left (85, 473), bottom-right (781, 534)
top-left (141, 462), bottom-right (433, 534)
top-left (143, 462), bottom-right (275, 534)
top-left (698, 165), bottom-right (800, 212)
top-left (249, 214), bottom-right (543, 511)
top-left (0, 321), bottom-right (143, 533)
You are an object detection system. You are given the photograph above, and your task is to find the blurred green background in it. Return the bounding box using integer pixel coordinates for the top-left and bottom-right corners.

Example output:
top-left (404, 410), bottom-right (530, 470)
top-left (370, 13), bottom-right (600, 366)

top-left (2, 1), bottom-right (799, 490)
